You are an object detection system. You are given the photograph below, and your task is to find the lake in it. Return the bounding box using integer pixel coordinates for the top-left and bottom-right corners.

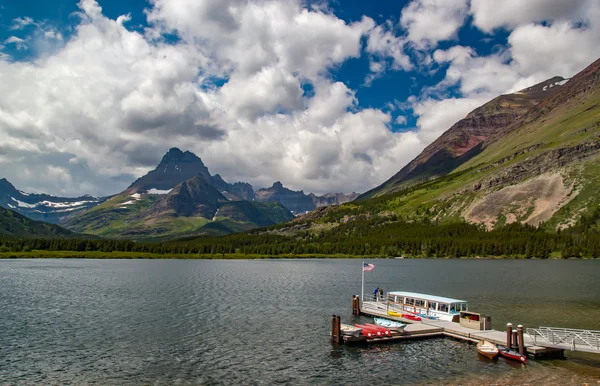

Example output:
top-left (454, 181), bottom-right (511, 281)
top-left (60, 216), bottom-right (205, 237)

top-left (1, 258), bottom-right (599, 384)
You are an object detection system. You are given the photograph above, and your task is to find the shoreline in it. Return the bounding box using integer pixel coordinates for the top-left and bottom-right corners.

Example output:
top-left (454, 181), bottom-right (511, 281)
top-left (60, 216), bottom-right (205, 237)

top-left (0, 251), bottom-right (595, 260)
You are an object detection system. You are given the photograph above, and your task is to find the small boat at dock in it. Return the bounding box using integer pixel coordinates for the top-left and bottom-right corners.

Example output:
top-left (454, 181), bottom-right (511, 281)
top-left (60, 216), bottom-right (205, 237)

top-left (477, 340), bottom-right (499, 360)
top-left (340, 323), bottom-right (362, 337)
top-left (374, 317), bottom-right (406, 331)
top-left (355, 324), bottom-right (383, 337)
top-left (365, 323), bottom-right (391, 336)
top-left (498, 345), bottom-right (527, 364)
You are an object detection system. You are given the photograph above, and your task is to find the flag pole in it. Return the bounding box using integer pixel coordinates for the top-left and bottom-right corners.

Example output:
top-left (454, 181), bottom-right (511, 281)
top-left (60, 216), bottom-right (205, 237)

top-left (361, 260), bottom-right (365, 307)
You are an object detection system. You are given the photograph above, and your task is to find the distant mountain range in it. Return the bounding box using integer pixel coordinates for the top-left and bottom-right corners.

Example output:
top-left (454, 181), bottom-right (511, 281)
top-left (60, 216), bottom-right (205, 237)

top-left (0, 178), bottom-right (104, 224)
top-left (0, 147), bottom-right (355, 240)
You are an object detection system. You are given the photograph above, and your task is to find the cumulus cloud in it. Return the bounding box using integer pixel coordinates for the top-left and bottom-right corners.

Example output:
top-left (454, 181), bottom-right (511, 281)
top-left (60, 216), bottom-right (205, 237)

top-left (0, 0), bottom-right (422, 196)
top-left (470, 0), bottom-right (594, 32)
top-left (400, 0), bottom-right (469, 49)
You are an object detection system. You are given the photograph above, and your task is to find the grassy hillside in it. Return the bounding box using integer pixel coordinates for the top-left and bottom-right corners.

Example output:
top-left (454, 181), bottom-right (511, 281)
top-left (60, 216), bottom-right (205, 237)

top-left (0, 206), bottom-right (80, 238)
top-left (63, 191), bottom-right (294, 240)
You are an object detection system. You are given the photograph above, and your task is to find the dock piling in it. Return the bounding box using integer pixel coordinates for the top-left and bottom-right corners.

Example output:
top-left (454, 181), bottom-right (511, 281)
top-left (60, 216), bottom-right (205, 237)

top-left (352, 295), bottom-right (359, 316)
top-left (506, 323), bottom-right (513, 348)
top-left (517, 325), bottom-right (525, 355)
top-left (331, 315), bottom-right (337, 343)
top-left (512, 329), bottom-right (518, 350)
top-left (331, 314), bottom-right (341, 344)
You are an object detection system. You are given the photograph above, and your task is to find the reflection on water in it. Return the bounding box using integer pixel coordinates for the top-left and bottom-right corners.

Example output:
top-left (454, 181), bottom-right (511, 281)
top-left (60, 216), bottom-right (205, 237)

top-left (0, 258), bottom-right (599, 385)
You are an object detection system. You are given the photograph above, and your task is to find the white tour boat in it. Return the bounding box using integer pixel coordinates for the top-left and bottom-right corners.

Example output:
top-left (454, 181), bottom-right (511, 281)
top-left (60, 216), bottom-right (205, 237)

top-left (386, 291), bottom-right (468, 322)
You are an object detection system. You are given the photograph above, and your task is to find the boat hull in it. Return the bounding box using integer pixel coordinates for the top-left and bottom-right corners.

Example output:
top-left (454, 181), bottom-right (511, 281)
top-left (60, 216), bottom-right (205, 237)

top-left (477, 340), bottom-right (499, 360)
top-left (498, 346), bottom-right (527, 364)
top-left (374, 317), bottom-right (406, 330)
top-left (365, 323), bottom-right (391, 336)
top-left (354, 324), bottom-right (382, 337)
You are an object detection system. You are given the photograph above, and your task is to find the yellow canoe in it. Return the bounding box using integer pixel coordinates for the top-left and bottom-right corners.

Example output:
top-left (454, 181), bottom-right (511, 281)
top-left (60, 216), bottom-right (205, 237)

top-left (387, 310), bottom-right (402, 317)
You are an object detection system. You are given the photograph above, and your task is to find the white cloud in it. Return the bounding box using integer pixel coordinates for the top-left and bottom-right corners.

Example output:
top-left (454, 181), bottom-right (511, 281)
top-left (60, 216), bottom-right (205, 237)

top-left (400, 0), bottom-right (469, 49)
top-left (470, 0), bottom-right (593, 32)
top-left (10, 16), bottom-right (35, 30)
top-left (366, 24), bottom-right (412, 70)
top-left (395, 116), bottom-right (407, 125)
top-left (4, 36), bottom-right (29, 50)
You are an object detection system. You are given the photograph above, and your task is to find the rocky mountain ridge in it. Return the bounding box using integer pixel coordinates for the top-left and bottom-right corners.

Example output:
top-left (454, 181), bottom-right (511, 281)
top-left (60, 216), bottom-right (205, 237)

top-left (0, 178), bottom-right (104, 224)
top-left (360, 76), bottom-right (568, 199)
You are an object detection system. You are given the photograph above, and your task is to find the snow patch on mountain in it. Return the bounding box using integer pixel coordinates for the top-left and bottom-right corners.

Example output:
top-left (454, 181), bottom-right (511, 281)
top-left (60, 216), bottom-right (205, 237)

top-left (147, 188), bottom-right (172, 195)
top-left (13, 199), bottom-right (37, 208)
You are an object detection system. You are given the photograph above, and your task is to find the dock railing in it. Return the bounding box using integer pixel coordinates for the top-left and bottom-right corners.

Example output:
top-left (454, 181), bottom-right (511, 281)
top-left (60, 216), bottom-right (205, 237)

top-left (526, 327), bottom-right (600, 352)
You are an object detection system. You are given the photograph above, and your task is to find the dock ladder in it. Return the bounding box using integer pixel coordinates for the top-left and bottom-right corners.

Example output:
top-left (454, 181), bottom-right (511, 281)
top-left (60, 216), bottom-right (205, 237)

top-left (526, 327), bottom-right (600, 353)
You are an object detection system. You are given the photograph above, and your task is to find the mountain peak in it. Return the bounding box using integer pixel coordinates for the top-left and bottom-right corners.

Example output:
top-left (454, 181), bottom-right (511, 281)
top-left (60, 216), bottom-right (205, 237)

top-left (160, 147), bottom-right (203, 165)
top-left (272, 181), bottom-right (284, 189)
top-left (127, 148), bottom-right (212, 192)
top-left (0, 178), bottom-right (17, 193)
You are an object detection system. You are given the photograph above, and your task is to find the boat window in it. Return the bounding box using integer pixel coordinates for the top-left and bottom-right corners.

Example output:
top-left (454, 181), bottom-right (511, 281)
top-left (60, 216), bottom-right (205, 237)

top-left (415, 299), bottom-right (425, 307)
top-left (405, 298), bottom-right (414, 305)
top-left (450, 304), bottom-right (457, 313)
top-left (460, 303), bottom-right (468, 311)
top-left (438, 303), bottom-right (449, 313)
top-left (428, 302), bottom-right (437, 311)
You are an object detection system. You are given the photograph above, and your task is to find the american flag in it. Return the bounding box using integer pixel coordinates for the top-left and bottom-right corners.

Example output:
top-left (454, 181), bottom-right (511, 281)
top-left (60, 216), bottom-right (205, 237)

top-left (363, 263), bottom-right (375, 272)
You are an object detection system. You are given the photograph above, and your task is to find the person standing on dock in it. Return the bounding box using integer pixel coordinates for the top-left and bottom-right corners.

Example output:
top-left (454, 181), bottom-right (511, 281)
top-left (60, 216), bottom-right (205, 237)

top-left (379, 287), bottom-right (384, 301)
top-left (373, 287), bottom-right (379, 301)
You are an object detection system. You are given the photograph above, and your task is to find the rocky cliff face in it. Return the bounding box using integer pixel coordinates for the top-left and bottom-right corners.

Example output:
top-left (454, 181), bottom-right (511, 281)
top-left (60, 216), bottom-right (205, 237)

top-left (211, 174), bottom-right (255, 201)
top-left (127, 148), bottom-right (213, 193)
top-left (143, 176), bottom-right (228, 219)
top-left (360, 76), bottom-right (568, 199)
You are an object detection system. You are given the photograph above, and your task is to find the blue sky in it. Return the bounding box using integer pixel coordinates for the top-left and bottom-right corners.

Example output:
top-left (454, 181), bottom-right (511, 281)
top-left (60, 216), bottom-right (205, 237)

top-left (0, 0), bottom-right (598, 196)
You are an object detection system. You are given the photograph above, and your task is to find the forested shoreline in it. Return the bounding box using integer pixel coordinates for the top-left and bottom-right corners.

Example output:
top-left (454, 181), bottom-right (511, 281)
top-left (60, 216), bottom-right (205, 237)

top-left (1, 208), bottom-right (599, 259)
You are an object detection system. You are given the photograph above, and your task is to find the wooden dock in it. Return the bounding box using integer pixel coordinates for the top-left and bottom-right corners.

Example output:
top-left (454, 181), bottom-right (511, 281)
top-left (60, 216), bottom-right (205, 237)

top-left (340, 299), bottom-right (565, 358)
top-left (342, 323), bottom-right (443, 344)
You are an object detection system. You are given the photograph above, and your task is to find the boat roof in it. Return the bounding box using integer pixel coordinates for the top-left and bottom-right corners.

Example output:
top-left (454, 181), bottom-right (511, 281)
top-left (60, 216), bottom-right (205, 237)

top-left (387, 291), bottom-right (467, 304)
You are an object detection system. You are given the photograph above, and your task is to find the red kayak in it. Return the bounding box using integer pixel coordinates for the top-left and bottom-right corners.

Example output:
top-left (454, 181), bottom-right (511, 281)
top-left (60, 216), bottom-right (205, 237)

top-left (402, 313), bottom-right (422, 322)
top-left (354, 324), bottom-right (382, 337)
top-left (365, 323), bottom-right (391, 336)
top-left (498, 346), bottom-right (527, 364)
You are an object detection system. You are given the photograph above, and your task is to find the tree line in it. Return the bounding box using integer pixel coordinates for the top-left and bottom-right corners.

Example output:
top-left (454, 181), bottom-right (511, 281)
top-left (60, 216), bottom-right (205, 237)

top-left (1, 208), bottom-right (599, 258)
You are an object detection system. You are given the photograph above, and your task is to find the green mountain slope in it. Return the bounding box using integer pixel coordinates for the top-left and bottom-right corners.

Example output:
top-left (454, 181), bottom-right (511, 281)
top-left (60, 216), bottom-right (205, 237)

top-left (360, 76), bottom-right (567, 199)
top-left (63, 176), bottom-right (295, 240)
top-left (277, 57), bottom-right (600, 233)
top-left (0, 206), bottom-right (80, 238)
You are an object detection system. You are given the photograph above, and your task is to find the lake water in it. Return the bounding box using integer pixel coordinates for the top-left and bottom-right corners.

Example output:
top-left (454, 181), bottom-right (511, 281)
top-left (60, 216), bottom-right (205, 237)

top-left (1, 258), bottom-right (599, 385)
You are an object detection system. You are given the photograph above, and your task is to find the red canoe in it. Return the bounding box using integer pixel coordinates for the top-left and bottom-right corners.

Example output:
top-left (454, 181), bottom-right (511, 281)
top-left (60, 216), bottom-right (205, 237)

top-left (498, 346), bottom-right (527, 364)
top-left (364, 323), bottom-right (391, 336)
top-left (354, 324), bottom-right (383, 337)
